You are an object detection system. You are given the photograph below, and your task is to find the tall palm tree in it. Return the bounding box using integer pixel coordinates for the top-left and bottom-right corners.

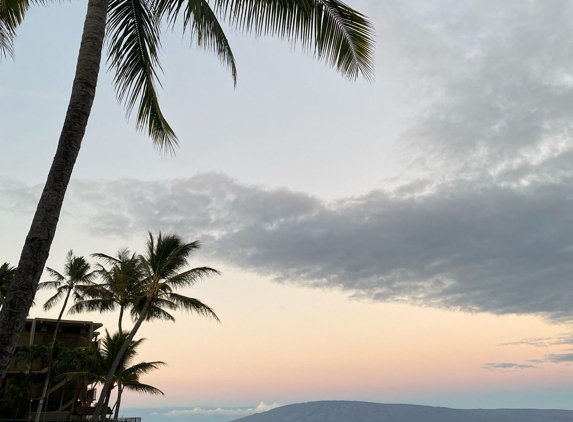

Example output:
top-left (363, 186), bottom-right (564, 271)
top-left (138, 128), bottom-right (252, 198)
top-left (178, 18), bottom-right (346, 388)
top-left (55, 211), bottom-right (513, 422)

top-left (99, 331), bottom-right (165, 422)
top-left (35, 251), bottom-right (96, 422)
top-left (92, 232), bottom-right (219, 419)
top-left (0, 0), bottom-right (375, 385)
top-left (70, 248), bottom-right (142, 332)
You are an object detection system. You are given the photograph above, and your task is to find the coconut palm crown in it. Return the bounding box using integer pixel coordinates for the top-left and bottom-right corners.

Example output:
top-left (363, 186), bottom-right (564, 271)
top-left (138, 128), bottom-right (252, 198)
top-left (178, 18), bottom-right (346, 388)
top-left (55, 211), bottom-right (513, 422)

top-left (70, 248), bottom-right (143, 332)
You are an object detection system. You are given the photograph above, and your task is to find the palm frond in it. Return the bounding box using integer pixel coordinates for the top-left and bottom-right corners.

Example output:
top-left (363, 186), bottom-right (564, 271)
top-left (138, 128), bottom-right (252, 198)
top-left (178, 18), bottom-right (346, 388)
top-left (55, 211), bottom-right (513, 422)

top-left (92, 248), bottom-right (132, 266)
top-left (123, 381), bottom-right (165, 395)
top-left (44, 268), bottom-right (66, 284)
top-left (0, 0), bottom-right (29, 59)
top-left (158, 0), bottom-right (237, 85)
top-left (167, 266), bottom-right (220, 288)
top-left (68, 297), bottom-right (116, 315)
top-left (107, 0), bottom-right (177, 153)
top-left (37, 280), bottom-right (63, 291)
top-left (123, 360), bottom-right (166, 377)
top-left (0, 262), bottom-right (15, 285)
top-left (213, 0), bottom-right (375, 80)
top-left (142, 303), bottom-right (176, 322)
top-left (101, 330), bottom-right (144, 370)
top-left (165, 292), bottom-right (219, 321)
top-left (43, 287), bottom-right (67, 311)
top-left (74, 284), bottom-right (112, 300)
top-left (0, 262), bottom-right (15, 300)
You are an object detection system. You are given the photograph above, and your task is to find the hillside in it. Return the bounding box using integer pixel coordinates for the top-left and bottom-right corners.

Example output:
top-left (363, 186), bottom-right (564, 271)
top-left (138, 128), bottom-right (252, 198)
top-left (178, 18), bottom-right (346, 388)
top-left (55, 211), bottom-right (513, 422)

top-left (231, 400), bottom-right (573, 422)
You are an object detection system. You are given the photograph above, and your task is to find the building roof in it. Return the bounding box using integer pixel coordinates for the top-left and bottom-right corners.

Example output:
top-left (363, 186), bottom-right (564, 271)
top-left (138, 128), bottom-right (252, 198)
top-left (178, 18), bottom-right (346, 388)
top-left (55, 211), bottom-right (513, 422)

top-left (26, 317), bottom-right (103, 330)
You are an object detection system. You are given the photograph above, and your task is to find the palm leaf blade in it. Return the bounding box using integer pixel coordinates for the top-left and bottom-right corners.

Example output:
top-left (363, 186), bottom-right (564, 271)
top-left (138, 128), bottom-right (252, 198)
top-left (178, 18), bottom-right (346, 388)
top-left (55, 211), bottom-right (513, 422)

top-left (0, 0), bottom-right (30, 59)
top-left (213, 0), bottom-right (375, 80)
top-left (107, 0), bottom-right (177, 152)
top-left (159, 0), bottom-right (237, 85)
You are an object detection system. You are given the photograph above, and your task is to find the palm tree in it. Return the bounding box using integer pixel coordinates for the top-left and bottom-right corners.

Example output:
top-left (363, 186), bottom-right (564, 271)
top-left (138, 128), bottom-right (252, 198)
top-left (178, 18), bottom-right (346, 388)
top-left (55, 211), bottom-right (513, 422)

top-left (92, 232), bottom-right (218, 419)
top-left (99, 331), bottom-right (165, 422)
top-left (0, 0), bottom-right (374, 384)
top-left (35, 251), bottom-right (96, 422)
top-left (70, 248), bottom-right (142, 332)
top-left (0, 263), bottom-right (15, 306)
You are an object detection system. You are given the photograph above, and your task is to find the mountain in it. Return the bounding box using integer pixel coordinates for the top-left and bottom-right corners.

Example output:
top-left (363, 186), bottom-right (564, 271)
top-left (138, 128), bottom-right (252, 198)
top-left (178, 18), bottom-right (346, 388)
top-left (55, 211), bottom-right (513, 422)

top-left (231, 400), bottom-right (573, 422)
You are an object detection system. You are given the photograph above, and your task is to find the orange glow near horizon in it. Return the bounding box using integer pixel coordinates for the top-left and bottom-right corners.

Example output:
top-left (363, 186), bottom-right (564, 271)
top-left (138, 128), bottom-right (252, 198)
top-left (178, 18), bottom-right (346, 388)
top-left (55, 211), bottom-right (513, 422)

top-left (36, 268), bottom-right (564, 409)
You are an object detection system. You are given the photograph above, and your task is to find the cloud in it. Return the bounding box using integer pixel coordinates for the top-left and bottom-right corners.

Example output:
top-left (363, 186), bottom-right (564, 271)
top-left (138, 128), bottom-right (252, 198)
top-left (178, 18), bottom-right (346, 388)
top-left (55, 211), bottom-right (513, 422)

top-left (500, 334), bottom-right (573, 347)
top-left (163, 402), bottom-right (281, 418)
top-left (482, 362), bottom-right (536, 371)
top-left (544, 353), bottom-right (573, 364)
top-left (0, 177), bottom-right (42, 214)
top-left (386, 0), bottom-right (573, 189)
top-left (483, 344), bottom-right (573, 369)
top-left (53, 173), bottom-right (573, 322)
top-left (5, 170), bottom-right (573, 322)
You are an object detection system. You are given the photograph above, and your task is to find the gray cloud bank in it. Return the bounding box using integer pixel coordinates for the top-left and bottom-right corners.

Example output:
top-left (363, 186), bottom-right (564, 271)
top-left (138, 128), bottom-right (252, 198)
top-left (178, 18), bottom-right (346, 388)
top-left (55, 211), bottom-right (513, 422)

top-left (3, 171), bottom-right (573, 322)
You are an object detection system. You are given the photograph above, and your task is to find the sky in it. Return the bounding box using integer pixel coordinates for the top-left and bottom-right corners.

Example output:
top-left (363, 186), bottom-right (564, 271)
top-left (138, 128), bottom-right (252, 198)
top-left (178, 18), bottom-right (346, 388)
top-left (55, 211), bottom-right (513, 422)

top-left (3, 0), bottom-right (573, 420)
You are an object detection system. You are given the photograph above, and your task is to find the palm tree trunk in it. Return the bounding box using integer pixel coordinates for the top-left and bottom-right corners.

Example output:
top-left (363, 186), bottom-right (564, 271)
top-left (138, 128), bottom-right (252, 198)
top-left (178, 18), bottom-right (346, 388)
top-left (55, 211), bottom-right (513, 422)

top-left (103, 386), bottom-right (113, 420)
top-left (13, 397), bottom-right (22, 422)
top-left (35, 289), bottom-right (71, 422)
top-left (27, 364), bottom-right (33, 422)
top-left (28, 396), bottom-right (33, 422)
top-left (0, 0), bottom-right (109, 385)
top-left (57, 383), bottom-right (66, 422)
top-left (42, 389), bottom-right (52, 422)
top-left (67, 384), bottom-right (81, 422)
top-left (118, 306), bottom-right (124, 333)
top-left (112, 383), bottom-right (123, 422)
top-left (91, 301), bottom-right (150, 421)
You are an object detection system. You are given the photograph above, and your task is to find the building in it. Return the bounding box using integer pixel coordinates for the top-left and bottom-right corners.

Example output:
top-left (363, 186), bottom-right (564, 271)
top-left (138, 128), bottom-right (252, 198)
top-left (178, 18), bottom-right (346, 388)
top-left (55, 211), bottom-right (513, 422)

top-left (1, 318), bottom-right (103, 420)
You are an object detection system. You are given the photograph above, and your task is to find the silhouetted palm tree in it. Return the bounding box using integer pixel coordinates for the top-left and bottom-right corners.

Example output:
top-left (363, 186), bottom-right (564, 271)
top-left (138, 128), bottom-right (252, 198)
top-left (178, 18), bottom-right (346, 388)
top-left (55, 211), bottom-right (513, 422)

top-left (92, 232), bottom-right (218, 419)
top-left (35, 252), bottom-right (96, 422)
top-left (99, 331), bottom-right (165, 422)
